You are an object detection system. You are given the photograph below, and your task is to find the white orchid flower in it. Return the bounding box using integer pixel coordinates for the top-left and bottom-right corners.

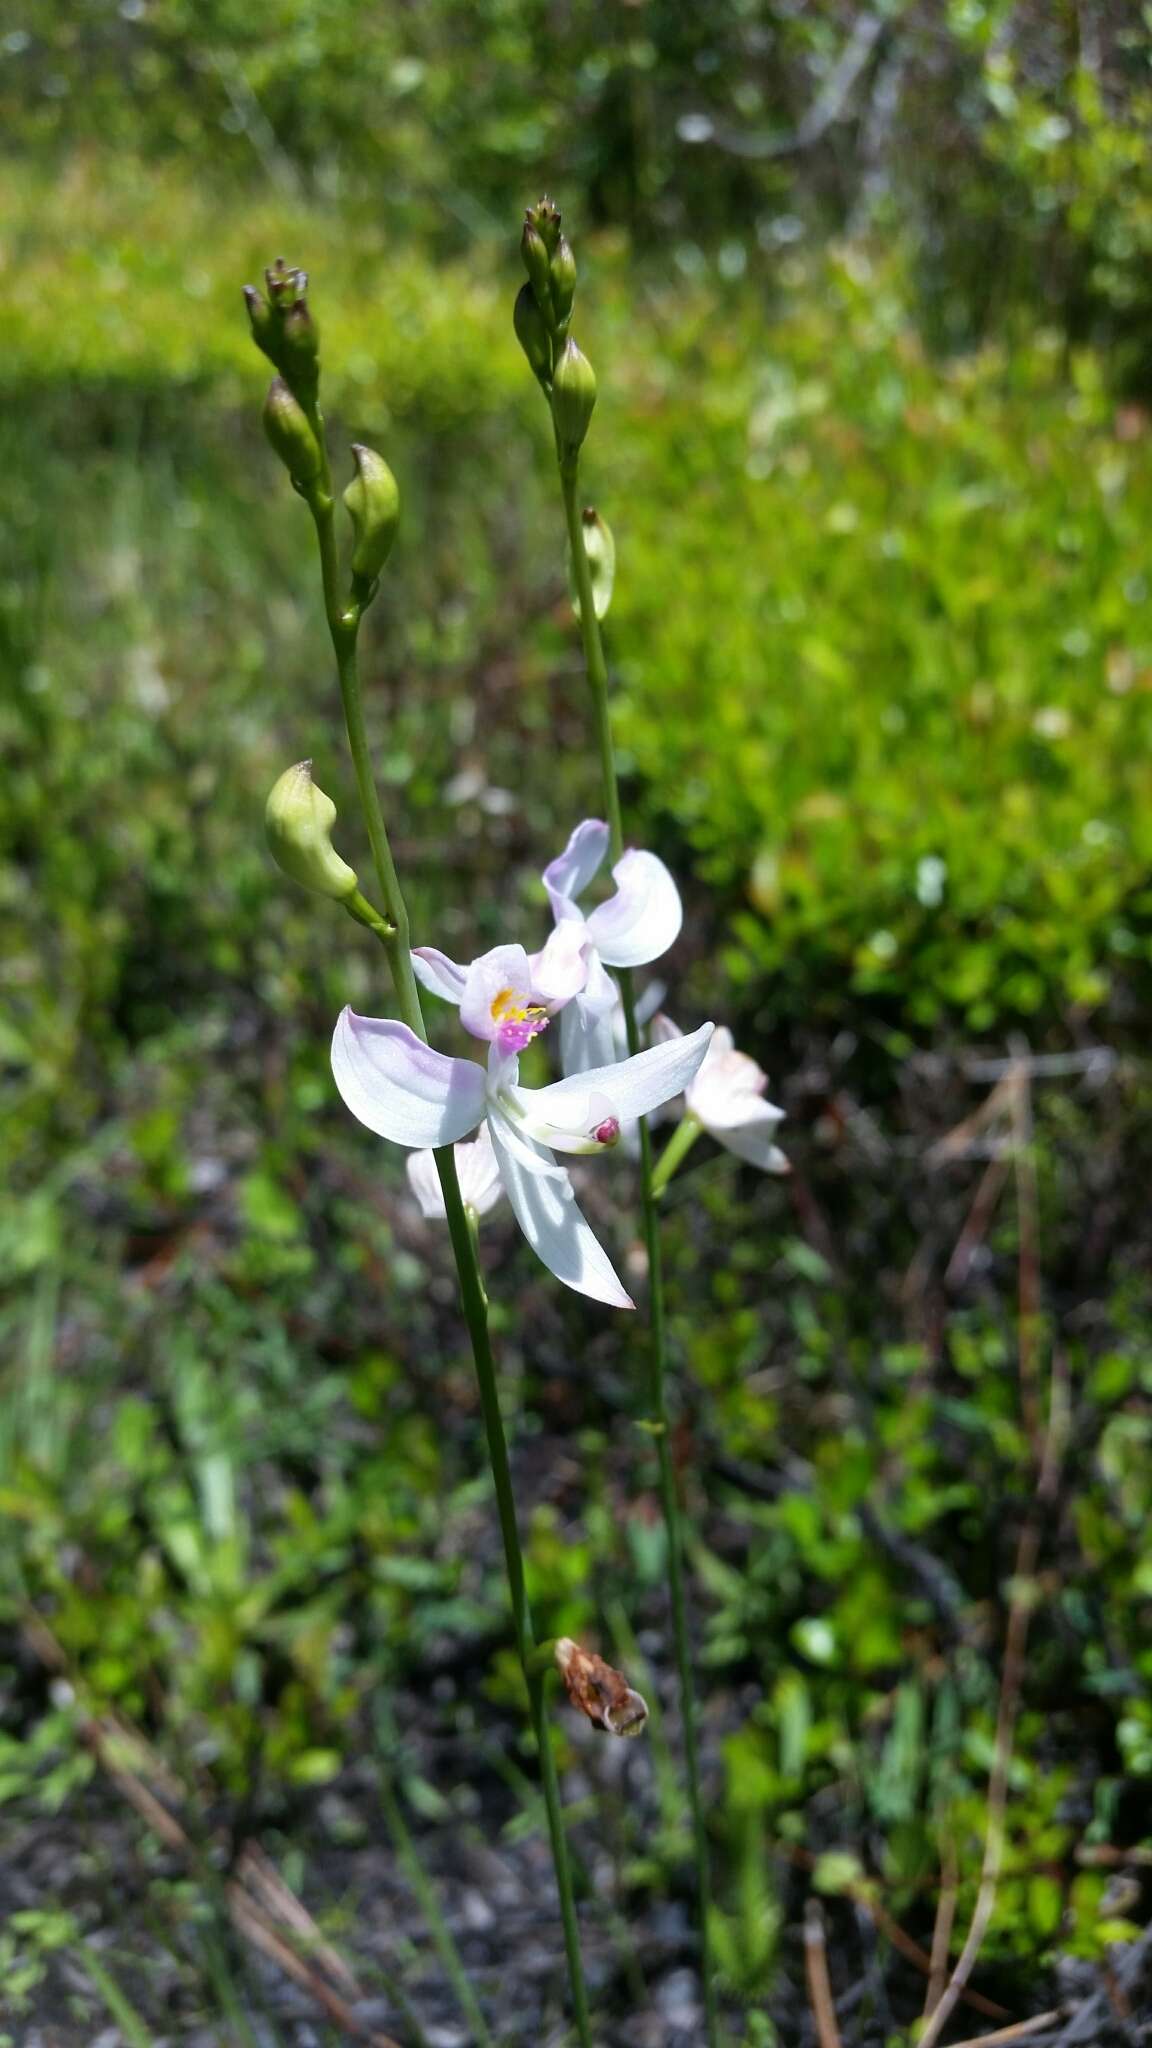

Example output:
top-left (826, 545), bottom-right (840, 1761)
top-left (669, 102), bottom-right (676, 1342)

top-left (651, 1016), bottom-right (788, 1184)
top-left (542, 819), bottom-right (682, 1075)
top-left (406, 1125), bottom-right (504, 1223)
top-left (331, 1004), bottom-right (714, 1308)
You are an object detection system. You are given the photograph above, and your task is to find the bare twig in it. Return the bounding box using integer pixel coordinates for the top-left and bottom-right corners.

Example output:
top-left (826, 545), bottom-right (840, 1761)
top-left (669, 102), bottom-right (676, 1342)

top-left (961, 1048), bottom-right (1115, 1084)
top-left (803, 1900), bottom-right (842, 2048)
top-left (947, 2011), bottom-right (1065, 2048)
top-left (944, 1151), bottom-right (1012, 1291)
top-left (1009, 1051), bottom-right (1042, 1457)
top-left (923, 1831), bottom-right (958, 2019)
top-left (927, 1072), bottom-right (1018, 1167)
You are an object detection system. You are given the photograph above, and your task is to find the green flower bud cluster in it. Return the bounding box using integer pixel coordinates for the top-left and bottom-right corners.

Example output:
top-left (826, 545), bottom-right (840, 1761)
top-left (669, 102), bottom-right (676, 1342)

top-left (245, 259), bottom-right (400, 615)
top-left (244, 259), bottom-right (320, 406)
top-left (514, 196), bottom-right (596, 459)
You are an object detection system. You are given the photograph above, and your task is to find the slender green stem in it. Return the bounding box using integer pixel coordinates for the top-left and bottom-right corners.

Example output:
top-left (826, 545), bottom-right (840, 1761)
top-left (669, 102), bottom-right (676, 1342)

top-left (561, 459), bottom-right (720, 2047)
top-left (298, 423), bottom-right (593, 2047)
top-left (650, 1114), bottom-right (705, 1199)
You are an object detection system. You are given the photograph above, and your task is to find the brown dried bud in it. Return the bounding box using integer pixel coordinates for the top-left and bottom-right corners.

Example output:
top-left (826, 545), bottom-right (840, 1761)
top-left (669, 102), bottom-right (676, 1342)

top-left (554, 1638), bottom-right (648, 1738)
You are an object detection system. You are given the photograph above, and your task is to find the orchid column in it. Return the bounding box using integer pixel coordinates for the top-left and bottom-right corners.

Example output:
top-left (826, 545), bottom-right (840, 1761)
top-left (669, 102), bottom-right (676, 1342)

top-left (514, 201), bottom-right (720, 2046)
top-left (243, 261), bottom-right (594, 2048)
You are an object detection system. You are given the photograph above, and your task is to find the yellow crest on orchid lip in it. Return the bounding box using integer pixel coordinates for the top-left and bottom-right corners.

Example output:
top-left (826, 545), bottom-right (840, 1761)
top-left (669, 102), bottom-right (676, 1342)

top-left (490, 986), bottom-right (546, 1026)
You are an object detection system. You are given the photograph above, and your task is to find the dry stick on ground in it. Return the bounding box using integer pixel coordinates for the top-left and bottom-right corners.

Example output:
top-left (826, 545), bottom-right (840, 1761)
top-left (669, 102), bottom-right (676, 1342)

top-left (780, 1845), bottom-right (1009, 2023)
top-left (804, 1900), bottom-right (843, 2048)
top-left (21, 1616), bottom-right (401, 2048)
top-left (918, 1062), bottom-right (1069, 2048)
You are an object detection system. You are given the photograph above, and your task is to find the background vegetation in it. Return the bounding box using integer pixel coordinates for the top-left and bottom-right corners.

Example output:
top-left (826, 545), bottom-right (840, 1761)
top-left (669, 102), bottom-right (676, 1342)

top-left (2, 3), bottom-right (1151, 2041)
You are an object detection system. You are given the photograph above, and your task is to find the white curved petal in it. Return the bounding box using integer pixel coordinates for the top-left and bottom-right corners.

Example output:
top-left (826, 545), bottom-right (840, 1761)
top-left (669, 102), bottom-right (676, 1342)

top-left (560, 993), bottom-right (618, 1077)
top-left (649, 1012), bottom-right (682, 1045)
top-left (331, 1010), bottom-right (486, 1148)
top-left (712, 1109), bottom-right (789, 1173)
top-left (687, 1036), bottom-right (772, 1129)
top-left (458, 944), bottom-right (534, 1042)
top-left (406, 1128), bottom-right (505, 1220)
top-left (585, 850), bottom-right (682, 968)
top-left (406, 1148), bottom-right (446, 1218)
top-left (523, 1022), bottom-right (713, 1133)
top-left (543, 818), bottom-right (611, 922)
top-left (634, 979), bottom-right (666, 1030)
top-left (487, 1115), bottom-right (633, 1309)
top-left (411, 947), bottom-right (469, 1006)
top-left (456, 1124), bottom-right (505, 1214)
top-left (529, 921), bottom-right (591, 1009)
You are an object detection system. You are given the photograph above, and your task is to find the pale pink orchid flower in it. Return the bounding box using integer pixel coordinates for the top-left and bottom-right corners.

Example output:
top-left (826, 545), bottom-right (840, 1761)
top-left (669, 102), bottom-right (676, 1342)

top-left (331, 1005), bottom-right (713, 1308)
top-left (652, 1016), bottom-right (788, 1175)
top-left (411, 928), bottom-right (591, 1055)
top-left (406, 1125), bottom-right (504, 1223)
top-left (542, 819), bottom-right (682, 1075)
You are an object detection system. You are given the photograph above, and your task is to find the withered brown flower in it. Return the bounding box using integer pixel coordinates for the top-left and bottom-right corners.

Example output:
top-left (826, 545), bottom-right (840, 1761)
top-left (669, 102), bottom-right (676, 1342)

top-left (553, 1637), bottom-right (649, 1738)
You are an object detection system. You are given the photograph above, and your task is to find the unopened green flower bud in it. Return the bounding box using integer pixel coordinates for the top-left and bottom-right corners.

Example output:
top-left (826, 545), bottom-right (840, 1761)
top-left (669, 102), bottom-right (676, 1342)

top-left (263, 377), bottom-right (323, 485)
top-left (521, 219), bottom-right (553, 320)
top-left (243, 285), bottom-right (275, 356)
top-left (513, 283), bottom-right (553, 388)
top-left (568, 506), bottom-right (616, 620)
top-left (551, 339), bottom-right (597, 456)
top-left (550, 236), bottom-right (577, 328)
top-left (342, 443), bottom-right (400, 582)
top-left (526, 196), bottom-right (563, 258)
top-left (278, 297), bottom-right (320, 401)
top-left (265, 761), bottom-right (359, 901)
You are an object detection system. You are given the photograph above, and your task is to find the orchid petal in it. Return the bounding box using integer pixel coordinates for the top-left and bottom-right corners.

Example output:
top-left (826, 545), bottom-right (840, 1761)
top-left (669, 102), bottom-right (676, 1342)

top-left (558, 955), bottom-right (619, 1076)
top-left (522, 1022), bottom-right (713, 1133)
top-left (543, 818), bottom-right (610, 922)
top-left (585, 850), bottom-right (682, 968)
top-left (634, 979), bottom-right (666, 1030)
top-left (529, 920), bottom-right (591, 1008)
top-left (560, 994), bottom-right (618, 1078)
top-left (713, 1114), bottom-right (790, 1174)
top-left (487, 1115), bottom-right (634, 1309)
top-left (412, 947), bottom-right (469, 1006)
top-left (457, 1124), bottom-right (506, 1212)
top-left (458, 944), bottom-right (535, 1042)
top-left (406, 1127), bottom-right (505, 1220)
top-left (331, 1010), bottom-right (486, 1148)
top-left (405, 1148), bottom-right (445, 1219)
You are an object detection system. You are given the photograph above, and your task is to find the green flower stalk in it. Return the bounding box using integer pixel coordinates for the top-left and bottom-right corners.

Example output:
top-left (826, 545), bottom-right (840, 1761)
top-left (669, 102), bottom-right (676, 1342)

top-left (245, 263), bottom-right (593, 2048)
top-left (514, 196), bottom-right (722, 2048)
